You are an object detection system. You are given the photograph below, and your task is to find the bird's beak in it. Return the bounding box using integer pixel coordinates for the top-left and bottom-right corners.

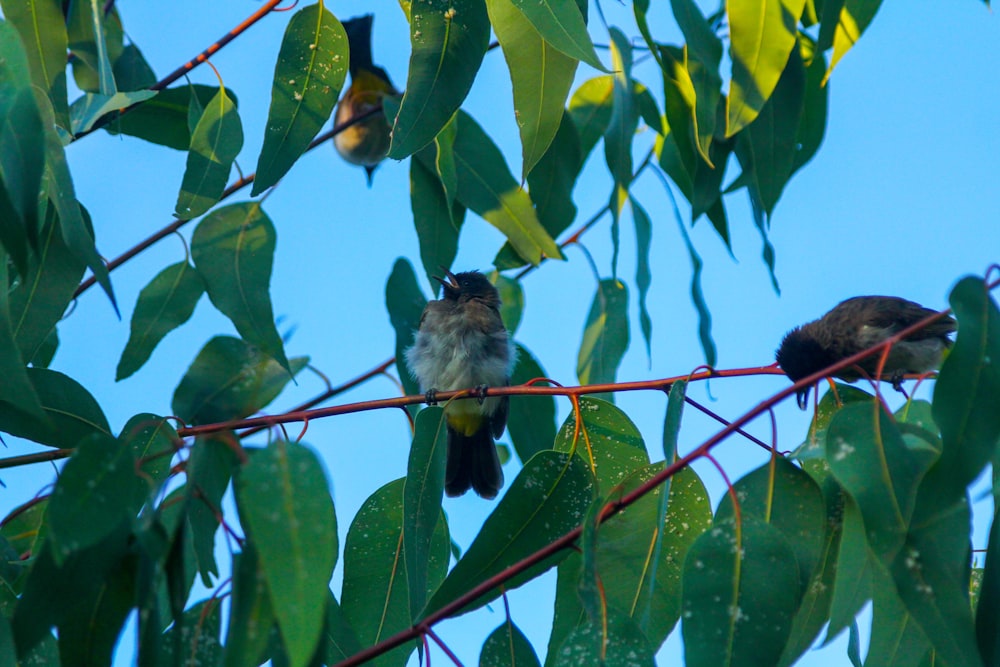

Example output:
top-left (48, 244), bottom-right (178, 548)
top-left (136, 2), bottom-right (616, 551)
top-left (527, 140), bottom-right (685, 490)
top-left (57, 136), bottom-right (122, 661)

top-left (433, 267), bottom-right (460, 295)
top-left (795, 387), bottom-right (811, 411)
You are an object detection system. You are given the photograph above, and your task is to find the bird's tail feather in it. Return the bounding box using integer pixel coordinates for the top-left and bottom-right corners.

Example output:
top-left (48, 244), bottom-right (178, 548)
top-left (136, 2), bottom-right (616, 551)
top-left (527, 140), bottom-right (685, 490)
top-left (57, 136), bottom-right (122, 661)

top-left (445, 425), bottom-right (503, 499)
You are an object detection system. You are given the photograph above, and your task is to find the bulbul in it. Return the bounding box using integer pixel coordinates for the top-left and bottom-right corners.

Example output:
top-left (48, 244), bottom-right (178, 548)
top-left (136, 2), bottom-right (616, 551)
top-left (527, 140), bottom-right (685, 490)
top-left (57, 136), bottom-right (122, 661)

top-left (334, 15), bottom-right (397, 186)
top-left (405, 269), bottom-right (514, 499)
top-left (776, 296), bottom-right (957, 409)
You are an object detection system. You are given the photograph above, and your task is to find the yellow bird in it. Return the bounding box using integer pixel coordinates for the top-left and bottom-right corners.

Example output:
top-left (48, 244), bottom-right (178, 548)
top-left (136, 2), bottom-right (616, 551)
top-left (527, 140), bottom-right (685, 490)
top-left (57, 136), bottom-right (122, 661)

top-left (334, 15), bottom-right (397, 186)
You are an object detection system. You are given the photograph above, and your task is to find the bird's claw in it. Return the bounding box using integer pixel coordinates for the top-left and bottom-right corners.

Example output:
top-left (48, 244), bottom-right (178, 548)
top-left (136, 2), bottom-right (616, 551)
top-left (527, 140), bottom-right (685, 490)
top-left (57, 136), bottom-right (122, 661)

top-left (474, 384), bottom-right (489, 404)
top-left (425, 389), bottom-right (439, 406)
top-left (889, 371), bottom-right (906, 393)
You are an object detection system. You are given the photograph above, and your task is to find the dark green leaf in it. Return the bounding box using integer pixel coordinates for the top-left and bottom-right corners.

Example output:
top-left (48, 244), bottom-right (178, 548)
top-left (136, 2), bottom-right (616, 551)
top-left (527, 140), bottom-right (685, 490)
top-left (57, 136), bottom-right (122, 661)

top-left (0, 257), bottom-right (44, 419)
top-left (423, 451), bottom-right (592, 617)
top-left (508, 343), bottom-right (556, 463)
top-left (341, 478), bottom-right (450, 667)
top-left (388, 0), bottom-right (490, 159)
top-left (488, 0), bottom-right (579, 179)
top-left (553, 396), bottom-right (648, 491)
top-left (452, 111), bottom-right (563, 265)
top-left (117, 261), bottom-right (205, 380)
top-left (190, 202), bottom-right (290, 372)
top-left (791, 34), bottom-right (828, 174)
top-left (0, 367), bottom-right (110, 448)
top-left (630, 198), bottom-right (653, 361)
top-left (555, 610), bottom-right (654, 666)
top-left (319, 593), bottom-right (363, 664)
top-left (576, 279), bottom-right (629, 396)
top-left (171, 336), bottom-right (307, 426)
top-left (0, 76), bottom-right (45, 268)
top-left (977, 508), bottom-right (1000, 664)
top-left (604, 29), bottom-right (637, 194)
top-left (403, 408), bottom-right (447, 620)
top-left (223, 548), bottom-right (274, 667)
top-left (670, 0), bottom-right (724, 70)
top-left (106, 85), bottom-right (234, 150)
top-left (158, 598), bottom-right (223, 667)
top-left (0, 0), bottom-right (69, 129)
top-left (568, 76), bottom-right (614, 161)
top-left (385, 257), bottom-right (427, 411)
top-left (0, 497), bottom-right (48, 558)
top-left (113, 43), bottom-right (157, 91)
top-left (661, 380), bottom-right (687, 463)
top-left (867, 562), bottom-right (932, 667)
top-left (69, 89), bottom-right (158, 135)
top-left (410, 158), bottom-right (462, 293)
top-left (681, 516), bottom-right (801, 667)
top-left (481, 619), bottom-right (541, 667)
top-left (825, 496), bottom-right (872, 642)
top-left (791, 383), bottom-right (873, 460)
top-left (175, 88), bottom-right (243, 219)
top-left (509, 0), bottom-right (603, 70)
top-left (120, 413), bottom-right (178, 505)
top-left (492, 273), bottom-right (524, 334)
top-left (252, 5), bottom-right (348, 195)
top-left (65, 0), bottom-right (117, 95)
top-left (236, 441), bottom-right (337, 667)
top-left (726, 0), bottom-right (805, 136)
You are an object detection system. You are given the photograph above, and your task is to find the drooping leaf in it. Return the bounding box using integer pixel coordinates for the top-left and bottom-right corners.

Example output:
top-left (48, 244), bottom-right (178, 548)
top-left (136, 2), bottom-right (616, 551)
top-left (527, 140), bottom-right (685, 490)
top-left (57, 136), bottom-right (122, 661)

top-left (603, 29), bottom-right (637, 195)
top-left (568, 76), bottom-right (614, 162)
top-left (451, 111), bottom-right (563, 265)
top-left (509, 0), bottom-right (604, 70)
top-left (318, 593), bottom-right (364, 665)
top-left (423, 451), bottom-right (592, 617)
top-left (977, 506), bottom-right (1000, 664)
top-left (576, 279), bottom-right (629, 397)
top-left (341, 478), bottom-right (450, 667)
top-left (825, 495), bottom-right (872, 643)
top-left (410, 157), bottom-right (462, 292)
top-left (158, 598), bottom-right (223, 667)
top-left (175, 87), bottom-right (244, 219)
top-left (681, 516), bottom-right (802, 667)
top-left (190, 202), bottom-right (290, 372)
top-left (791, 34), bottom-right (828, 175)
top-left (630, 197), bottom-right (653, 361)
top-left (726, 0), bottom-right (806, 136)
top-left (236, 441), bottom-right (337, 667)
top-left (480, 618), bottom-right (541, 667)
top-left (388, 0), bottom-right (490, 159)
top-left (69, 89), bottom-right (157, 135)
top-left (112, 43), bottom-right (157, 92)
top-left (507, 343), bottom-right (556, 463)
top-left (252, 4), bottom-right (348, 195)
top-left (402, 408), bottom-right (447, 621)
top-left (825, 0), bottom-right (884, 82)
top-left (171, 336), bottom-right (307, 426)
top-left (0, 367), bottom-right (110, 448)
top-left (487, 0), bottom-right (579, 179)
top-left (492, 273), bottom-right (524, 334)
top-left (106, 85), bottom-right (236, 150)
top-left (0, 0), bottom-right (70, 129)
top-left (385, 257), bottom-right (427, 410)
top-left (0, 257), bottom-right (44, 420)
top-left (119, 413), bottom-right (178, 505)
top-left (117, 261), bottom-right (205, 380)
top-left (222, 548), bottom-right (275, 667)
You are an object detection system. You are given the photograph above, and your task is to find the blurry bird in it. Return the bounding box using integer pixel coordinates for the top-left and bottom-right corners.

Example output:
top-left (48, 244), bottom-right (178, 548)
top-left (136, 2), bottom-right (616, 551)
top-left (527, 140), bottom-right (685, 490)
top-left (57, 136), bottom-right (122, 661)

top-left (775, 296), bottom-right (957, 409)
top-left (405, 269), bottom-right (514, 499)
top-left (334, 15), bottom-right (397, 186)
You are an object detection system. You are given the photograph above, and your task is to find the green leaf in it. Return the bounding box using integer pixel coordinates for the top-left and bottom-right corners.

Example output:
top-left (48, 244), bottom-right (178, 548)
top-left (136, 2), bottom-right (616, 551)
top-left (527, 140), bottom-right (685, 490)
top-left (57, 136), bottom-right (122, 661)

top-left (555, 609), bottom-right (655, 666)
top-left (867, 561), bottom-right (933, 666)
top-left (181, 435), bottom-right (239, 586)
top-left (8, 208), bottom-right (85, 364)
top-left (661, 379), bottom-right (687, 463)
top-left (0, 367), bottom-right (110, 448)
top-left (158, 599), bottom-right (223, 667)
top-left (171, 336), bottom-right (307, 426)
top-left (825, 0), bottom-right (884, 82)
top-left (509, 0), bottom-right (603, 71)
top-left (388, 0), bottom-right (490, 159)
top-left (630, 198), bottom-right (653, 361)
top-left (119, 413), bottom-right (178, 504)
top-left (726, 0), bottom-right (806, 136)
top-left (0, 257), bottom-right (44, 420)
top-left (452, 111), bottom-right (563, 265)
top-left (223, 548), bottom-right (275, 667)
top-left (403, 408), bottom-right (447, 620)
top-left (113, 43), bottom-right (157, 92)
top-left (69, 89), bottom-right (157, 135)
top-left (341, 478), bottom-right (450, 667)
top-left (716, 458), bottom-right (826, 598)
top-left (681, 516), bottom-right (802, 667)
top-left (423, 451), bottom-right (592, 617)
top-left (742, 44), bottom-right (805, 215)
top-left (553, 396), bottom-right (648, 491)
top-left (190, 202), bottom-right (290, 372)
top-left (825, 495), bottom-right (872, 643)
top-left (977, 508), bottom-right (1000, 664)
top-left (236, 441), bottom-right (337, 667)
top-left (604, 29), bottom-right (637, 194)
top-left (47, 434), bottom-right (141, 563)
top-left (488, 0), bottom-right (579, 179)
top-left (319, 593), bottom-right (364, 665)
top-left (410, 158), bottom-right (462, 293)
top-left (0, 0), bottom-right (70, 129)
top-left (791, 34), bottom-right (828, 175)
top-left (117, 261), bottom-right (205, 380)
top-left (492, 273), bottom-right (524, 334)
top-left (481, 618), bottom-right (541, 667)
top-left (791, 383), bottom-right (873, 460)
top-left (507, 343), bottom-right (556, 463)
top-left (577, 279), bottom-right (629, 395)
top-left (252, 4), bottom-right (348, 195)
top-left (670, 0), bottom-right (724, 70)
top-left (385, 257), bottom-right (427, 409)
top-left (826, 400), bottom-right (930, 563)
top-left (106, 85), bottom-right (235, 150)
top-left (175, 87), bottom-right (243, 220)
top-left (568, 76), bottom-right (614, 161)
top-left (0, 497), bottom-right (48, 559)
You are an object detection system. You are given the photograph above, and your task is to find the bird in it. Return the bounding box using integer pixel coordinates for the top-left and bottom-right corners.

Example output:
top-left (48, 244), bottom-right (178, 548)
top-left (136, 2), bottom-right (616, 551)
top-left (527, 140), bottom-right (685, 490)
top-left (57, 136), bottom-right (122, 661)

top-left (775, 296), bottom-right (957, 409)
top-left (334, 15), bottom-right (397, 186)
top-left (405, 269), bottom-right (515, 499)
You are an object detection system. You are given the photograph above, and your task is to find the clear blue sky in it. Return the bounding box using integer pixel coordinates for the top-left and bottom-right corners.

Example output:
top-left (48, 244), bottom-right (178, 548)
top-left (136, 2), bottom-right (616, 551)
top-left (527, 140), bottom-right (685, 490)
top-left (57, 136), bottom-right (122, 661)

top-left (1, 1), bottom-right (998, 664)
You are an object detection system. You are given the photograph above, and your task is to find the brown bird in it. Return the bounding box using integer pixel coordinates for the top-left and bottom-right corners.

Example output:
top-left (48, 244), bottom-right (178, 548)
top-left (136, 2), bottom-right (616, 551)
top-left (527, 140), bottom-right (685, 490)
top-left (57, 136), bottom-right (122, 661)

top-left (334, 15), bottom-right (397, 186)
top-left (776, 296), bottom-right (957, 409)
top-left (405, 270), bottom-right (514, 499)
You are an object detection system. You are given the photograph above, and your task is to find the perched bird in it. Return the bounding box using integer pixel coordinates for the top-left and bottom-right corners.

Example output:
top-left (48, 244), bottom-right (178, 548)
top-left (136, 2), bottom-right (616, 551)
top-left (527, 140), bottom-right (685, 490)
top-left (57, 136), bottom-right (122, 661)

top-left (405, 270), bottom-right (515, 499)
top-left (334, 15), bottom-right (397, 186)
top-left (776, 296), bottom-right (957, 409)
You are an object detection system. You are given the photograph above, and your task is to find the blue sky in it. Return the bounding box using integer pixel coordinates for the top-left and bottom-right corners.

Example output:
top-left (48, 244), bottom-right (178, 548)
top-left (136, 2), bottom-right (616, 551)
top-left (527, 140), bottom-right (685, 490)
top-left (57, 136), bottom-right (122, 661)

top-left (1, 0), bottom-right (998, 664)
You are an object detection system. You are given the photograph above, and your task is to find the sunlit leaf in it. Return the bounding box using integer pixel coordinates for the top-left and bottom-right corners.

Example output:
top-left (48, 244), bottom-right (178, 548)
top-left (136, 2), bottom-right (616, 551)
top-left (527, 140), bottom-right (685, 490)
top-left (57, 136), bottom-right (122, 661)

top-left (388, 0), bottom-right (489, 159)
top-left (568, 76), bottom-right (614, 161)
top-left (509, 0), bottom-right (603, 70)
top-left (252, 4), bottom-right (348, 195)
top-left (190, 202), bottom-right (290, 372)
top-left (116, 261), bottom-right (205, 381)
top-left (175, 88), bottom-right (244, 220)
top-left (825, 0), bottom-right (884, 82)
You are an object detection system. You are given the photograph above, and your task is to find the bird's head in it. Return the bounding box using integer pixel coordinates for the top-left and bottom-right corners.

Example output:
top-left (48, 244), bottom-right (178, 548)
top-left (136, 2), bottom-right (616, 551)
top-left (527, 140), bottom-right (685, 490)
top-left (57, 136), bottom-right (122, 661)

top-left (435, 269), bottom-right (500, 307)
top-left (775, 327), bottom-right (835, 409)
